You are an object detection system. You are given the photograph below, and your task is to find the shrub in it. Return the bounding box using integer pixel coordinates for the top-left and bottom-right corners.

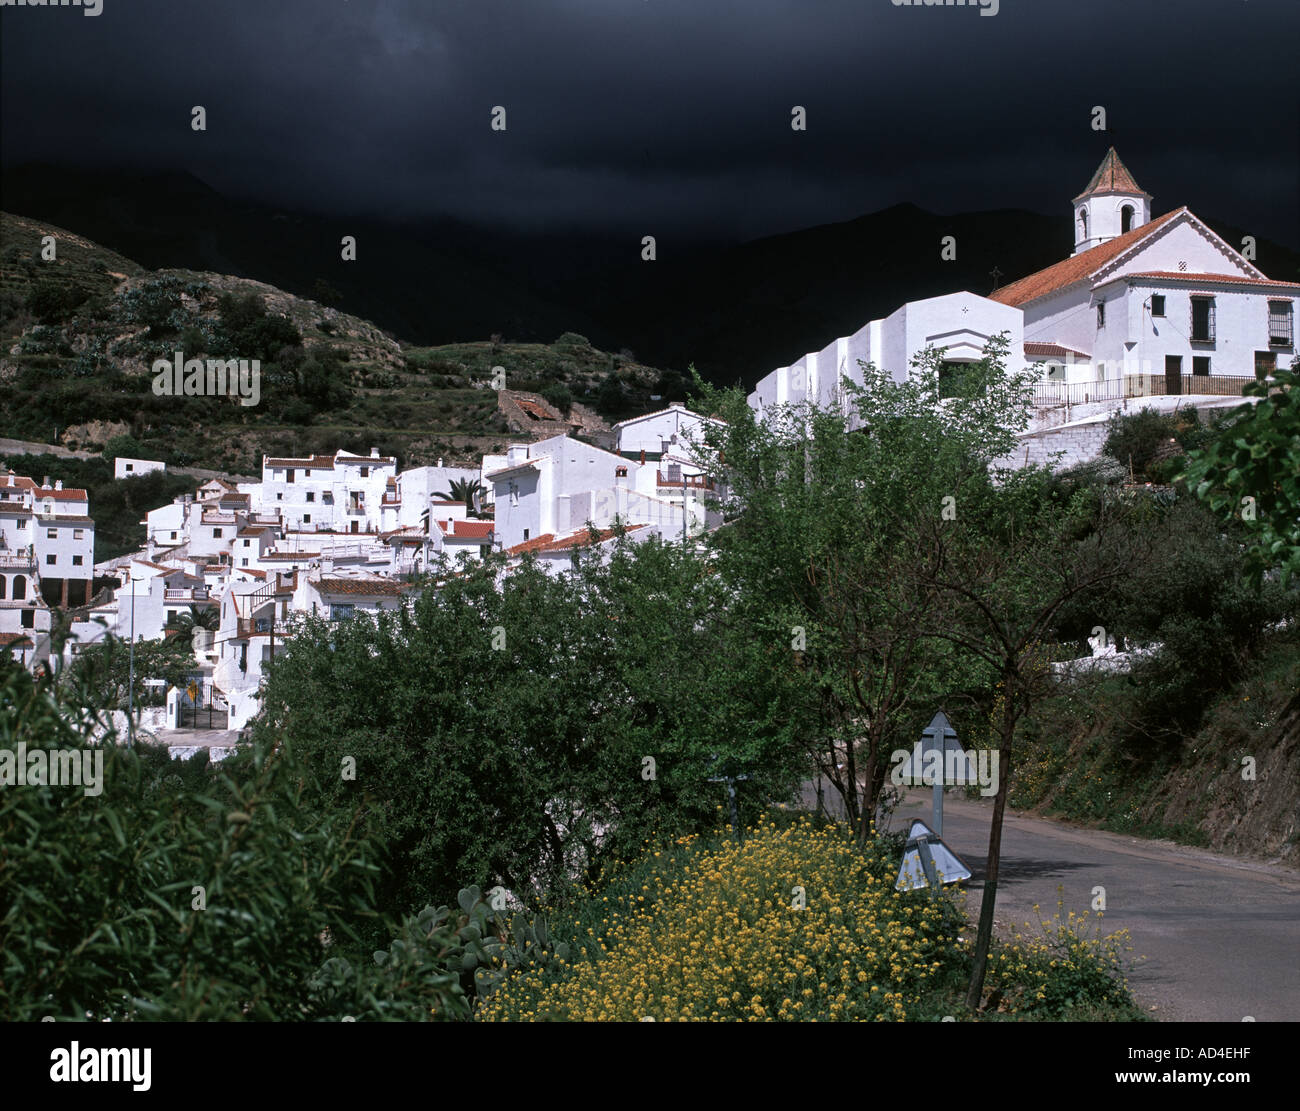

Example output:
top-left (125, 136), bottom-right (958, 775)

top-left (477, 818), bottom-right (966, 1021)
top-left (1103, 407), bottom-right (1180, 481)
top-left (981, 891), bottom-right (1138, 1019)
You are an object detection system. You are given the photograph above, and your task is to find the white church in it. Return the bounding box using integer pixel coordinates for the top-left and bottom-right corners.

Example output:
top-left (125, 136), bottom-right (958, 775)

top-left (748, 148), bottom-right (1298, 442)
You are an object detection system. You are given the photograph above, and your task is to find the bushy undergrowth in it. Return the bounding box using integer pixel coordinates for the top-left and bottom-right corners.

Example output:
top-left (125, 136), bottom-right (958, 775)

top-left (475, 817), bottom-right (1138, 1022)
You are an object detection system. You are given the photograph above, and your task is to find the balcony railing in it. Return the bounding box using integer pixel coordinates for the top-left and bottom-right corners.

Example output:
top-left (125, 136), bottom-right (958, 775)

top-left (656, 472), bottom-right (715, 490)
top-left (165, 587), bottom-right (209, 601)
top-left (1031, 374), bottom-right (1252, 409)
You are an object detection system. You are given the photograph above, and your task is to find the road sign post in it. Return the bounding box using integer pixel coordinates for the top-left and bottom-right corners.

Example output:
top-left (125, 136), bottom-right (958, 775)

top-left (920, 710), bottom-right (961, 837)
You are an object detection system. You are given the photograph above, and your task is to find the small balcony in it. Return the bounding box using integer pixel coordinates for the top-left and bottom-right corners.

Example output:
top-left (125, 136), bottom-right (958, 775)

top-left (656, 471), bottom-right (715, 491)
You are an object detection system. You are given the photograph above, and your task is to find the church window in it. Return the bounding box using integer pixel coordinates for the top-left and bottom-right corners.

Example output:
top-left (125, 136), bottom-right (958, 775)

top-left (1120, 204), bottom-right (1134, 234)
top-left (1078, 209), bottom-right (1088, 240)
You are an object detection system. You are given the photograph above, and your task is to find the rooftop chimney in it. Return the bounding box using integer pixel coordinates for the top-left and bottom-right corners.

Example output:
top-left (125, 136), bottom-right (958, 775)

top-left (437, 457), bottom-right (443, 469)
top-left (54, 480), bottom-right (63, 491)
top-left (42, 476), bottom-right (50, 488)
top-left (370, 447), bottom-right (379, 458)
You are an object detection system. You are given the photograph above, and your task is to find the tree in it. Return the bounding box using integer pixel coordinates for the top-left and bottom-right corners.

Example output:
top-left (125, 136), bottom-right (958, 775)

top-left (436, 478), bottom-right (486, 516)
top-left (1180, 358), bottom-right (1300, 584)
top-left (169, 604), bottom-right (220, 648)
top-left (0, 663), bottom-right (425, 1021)
top-left (691, 334), bottom-right (1038, 833)
top-left (102, 433), bottom-right (146, 462)
top-left (252, 539), bottom-right (809, 920)
top-left (912, 470), bottom-right (1145, 1010)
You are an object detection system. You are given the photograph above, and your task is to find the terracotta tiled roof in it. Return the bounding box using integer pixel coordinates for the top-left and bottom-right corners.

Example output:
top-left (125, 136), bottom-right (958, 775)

top-left (264, 454), bottom-right (336, 469)
top-left (440, 520), bottom-right (494, 540)
top-left (1110, 272), bottom-right (1300, 290)
top-left (1073, 147), bottom-right (1150, 202)
top-left (7, 476), bottom-right (90, 500)
top-left (1024, 342), bottom-right (1091, 359)
top-left (505, 524), bottom-right (649, 557)
top-left (316, 577), bottom-right (411, 597)
top-left (989, 208), bottom-right (1183, 308)
top-left (39, 515), bottom-right (95, 525)
top-left (0, 633), bottom-right (34, 648)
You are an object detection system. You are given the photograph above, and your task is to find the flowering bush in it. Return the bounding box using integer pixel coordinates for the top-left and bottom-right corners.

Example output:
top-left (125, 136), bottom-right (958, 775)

top-left (477, 817), bottom-right (966, 1022)
top-left (979, 889), bottom-right (1138, 1019)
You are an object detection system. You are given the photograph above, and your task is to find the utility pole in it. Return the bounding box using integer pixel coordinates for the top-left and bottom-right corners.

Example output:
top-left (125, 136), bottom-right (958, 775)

top-left (126, 567), bottom-right (136, 748)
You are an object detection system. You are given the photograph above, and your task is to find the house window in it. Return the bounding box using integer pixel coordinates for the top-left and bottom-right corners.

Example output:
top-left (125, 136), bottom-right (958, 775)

top-left (16, 519), bottom-right (26, 530)
top-left (615, 466), bottom-right (628, 478)
top-left (1150, 295), bottom-right (1165, 317)
top-left (1255, 351), bottom-right (1277, 379)
top-left (286, 470), bottom-right (295, 483)
top-left (276, 493), bottom-right (283, 501)
top-left (360, 467), bottom-right (369, 478)
top-left (306, 491), bottom-right (315, 502)
top-left (13, 576), bottom-right (26, 599)
top-left (72, 555), bottom-right (83, 566)
top-left (303, 514), bottom-right (312, 523)
top-left (212, 527), bottom-right (223, 538)
top-left (323, 493), bottom-right (333, 505)
top-left (21, 608), bottom-right (34, 629)
top-left (1190, 296), bottom-right (1215, 342)
top-left (330, 604), bottom-right (355, 621)
top-left (1096, 302), bottom-right (1105, 329)
top-left (125, 463), bottom-right (134, 472)
top-left (170, 531), bottom-right (177, 540)
top-left (1268, 300), bottom-right (1293, 346)
top-left (47, 528), bottom-right (57, 539)
top-left (523, 528), bottom-right (530, 541)
top-left (1192, 357), bottom-right (1211, 377)
top-left (73, 528), bottom-right (84, 540)
top-left (46, 554), bottom-right (56, 565)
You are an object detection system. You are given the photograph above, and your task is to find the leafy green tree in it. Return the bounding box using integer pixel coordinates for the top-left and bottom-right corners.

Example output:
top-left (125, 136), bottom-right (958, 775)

top-left (253, 539), bottom-right (809, 920)
top-left (691, 334), bottom-right (1038, 831)
top-left (1180, 359), bottom-right (1300, 584)
top-left (0, 662), bottom-right (424, 1021)
top-left (102, 433), bottom-right (146, 461)
top-left (911, 469), bottom-right (1144, 1011)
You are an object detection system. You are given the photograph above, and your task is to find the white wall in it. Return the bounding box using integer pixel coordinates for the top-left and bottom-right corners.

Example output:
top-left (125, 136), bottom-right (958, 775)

top-left (114, 458), bottom-right (167, 480)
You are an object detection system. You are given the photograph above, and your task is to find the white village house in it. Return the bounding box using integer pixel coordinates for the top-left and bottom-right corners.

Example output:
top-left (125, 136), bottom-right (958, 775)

top-left (748, 148), bottom-right (1299, 464)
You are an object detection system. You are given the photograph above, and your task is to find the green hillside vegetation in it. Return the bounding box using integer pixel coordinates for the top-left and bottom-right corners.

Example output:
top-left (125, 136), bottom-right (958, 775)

top-left (0, 452), bottom-right (198, 565)
top-left (1, 213), bottom-right (682, 475)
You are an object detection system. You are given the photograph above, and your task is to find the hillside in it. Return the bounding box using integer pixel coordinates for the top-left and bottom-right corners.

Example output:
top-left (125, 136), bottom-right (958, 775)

top-left (0, 213), bottom-right (680, 475)
top-left (5, 165), bottom-right (1297, 388)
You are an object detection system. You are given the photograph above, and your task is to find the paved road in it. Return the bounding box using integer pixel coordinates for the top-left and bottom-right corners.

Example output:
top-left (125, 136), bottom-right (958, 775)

top-left (886, 789), bottom-right (1300, 1021)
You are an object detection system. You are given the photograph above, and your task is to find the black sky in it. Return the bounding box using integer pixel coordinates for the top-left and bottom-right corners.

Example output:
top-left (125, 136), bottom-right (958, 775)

top-left (2, 0), bottom-right (1297, 247)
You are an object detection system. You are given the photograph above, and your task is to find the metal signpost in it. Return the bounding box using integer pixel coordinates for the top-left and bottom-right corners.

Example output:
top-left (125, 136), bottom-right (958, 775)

top-left (921, 710), bottom-right (961, 837)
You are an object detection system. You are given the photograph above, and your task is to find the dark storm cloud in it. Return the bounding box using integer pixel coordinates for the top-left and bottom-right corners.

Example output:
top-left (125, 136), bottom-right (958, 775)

top-left (1, 0), bottom-right (1296, 244)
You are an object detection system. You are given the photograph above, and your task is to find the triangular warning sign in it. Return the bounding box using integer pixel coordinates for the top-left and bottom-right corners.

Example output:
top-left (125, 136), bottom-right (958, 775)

top-left (895, 819), bottom-right (971, 891)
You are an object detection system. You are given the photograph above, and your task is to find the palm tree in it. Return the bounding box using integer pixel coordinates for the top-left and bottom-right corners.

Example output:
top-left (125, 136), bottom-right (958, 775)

top-left (170, 604), bottom-right (219, 648)
top-left (436, 478), bottom-right (486, 517)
